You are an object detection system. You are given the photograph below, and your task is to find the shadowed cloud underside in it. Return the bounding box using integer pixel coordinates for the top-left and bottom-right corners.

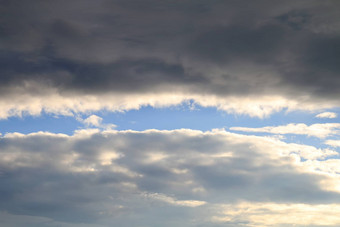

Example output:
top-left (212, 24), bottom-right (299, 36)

top-left (0, 0), bottom-right (340, 118)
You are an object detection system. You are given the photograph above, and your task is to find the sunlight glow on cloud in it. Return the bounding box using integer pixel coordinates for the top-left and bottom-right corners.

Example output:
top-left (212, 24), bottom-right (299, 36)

top-left (212, 202), bottom-right (340, 226)
top-left (230, 123), bottom-right (340, 138)
top-left (0, 92), bottom-right (338, 119)
top-left (316, 112), bottom-right (338, 119)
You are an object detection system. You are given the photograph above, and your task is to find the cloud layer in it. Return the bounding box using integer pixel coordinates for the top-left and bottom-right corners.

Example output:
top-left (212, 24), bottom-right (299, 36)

top-left (1, 0), bottom-right (340, 117)
top-left (1, 129), bottom-right (340, 226)
top-left (2, 1), bottom-right (340, 226)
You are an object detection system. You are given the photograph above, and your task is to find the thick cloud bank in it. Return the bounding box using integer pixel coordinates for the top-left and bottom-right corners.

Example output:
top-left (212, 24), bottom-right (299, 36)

top-left (1, 0), bottom-right (340, 117)
top-left (1, 129), bottom-right (340, 226)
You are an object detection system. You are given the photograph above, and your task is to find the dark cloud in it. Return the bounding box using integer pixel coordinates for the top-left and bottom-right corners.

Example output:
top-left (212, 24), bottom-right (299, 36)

top-left (189, 24), bottom-right (287, 63)
top-left (0, 0), bottom-right (340, 106)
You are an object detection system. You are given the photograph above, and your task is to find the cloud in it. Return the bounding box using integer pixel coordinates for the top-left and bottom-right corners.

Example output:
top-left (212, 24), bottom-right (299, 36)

top-left (0, 129), bottom-right (340, 226)
top-left (230, 123), bottom-right (340, 138)
top-left (0, 89), bottom-right (337, 119)
top-left (143, 192), bottom-right (206, 207)
top-left (2, 1), bottom-right (340, 227)
top-left (211, 202), bottom-right (340, 226)
top-left (325, 140), bottom-right (340, 148)
top-left (0, 0), bottom-right (340, 117)
top-left (83, 115), bottom-right (103, 127)
top-left (316, 112), bottom-right (338, 119)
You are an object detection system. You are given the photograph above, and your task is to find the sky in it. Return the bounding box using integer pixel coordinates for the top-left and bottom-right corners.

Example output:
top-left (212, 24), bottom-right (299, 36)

top-left (1, 0), bottom-right (340, 226)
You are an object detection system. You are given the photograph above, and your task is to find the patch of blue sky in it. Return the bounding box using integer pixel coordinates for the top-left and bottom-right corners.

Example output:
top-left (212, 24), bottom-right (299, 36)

top-left (284, 135), bottom-right (338, 151)
top-left (0, 104), bottom-right (339, 152)
top-left (226, 129), bottom-right (339, 153)
top-left (102, 105), bottom-right (339, 131)
top-left (0, 114), bottom-right (82, 135)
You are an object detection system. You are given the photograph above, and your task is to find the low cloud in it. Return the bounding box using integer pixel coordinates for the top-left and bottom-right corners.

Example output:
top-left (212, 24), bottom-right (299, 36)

top-left (0, 1), bottom-right (340, 118)
top-left (0, 129), bottom-right (340, 226)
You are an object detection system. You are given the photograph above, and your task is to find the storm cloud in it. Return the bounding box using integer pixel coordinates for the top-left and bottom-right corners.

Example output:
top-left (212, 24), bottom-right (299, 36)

top-left (1, 0), bottom-right (340, 117)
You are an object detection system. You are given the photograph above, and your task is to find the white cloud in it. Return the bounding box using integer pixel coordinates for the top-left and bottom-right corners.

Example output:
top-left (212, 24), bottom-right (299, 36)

top-left (0, 89), bottom-right (338, 119)
top-left (83, 115), bottom-right (103, 127)
top-left (0, 81), bottom-right (338, 119)
top-left (230, 123), bottom-right (340, 138)
top-left (79, 114), bottom-right (116, 130)
top-left (316, 112), bottom-right (338, 119)
top-left (0, 129), bottom-right (340, 226)
top-left (325, 140), bottom-right (340, 147)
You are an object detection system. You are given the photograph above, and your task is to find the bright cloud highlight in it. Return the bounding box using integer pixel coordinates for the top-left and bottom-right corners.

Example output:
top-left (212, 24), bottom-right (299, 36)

top-left (316, 112), bottom-right (338, 119)
top-left (230, 123), bottom-right (340, 138)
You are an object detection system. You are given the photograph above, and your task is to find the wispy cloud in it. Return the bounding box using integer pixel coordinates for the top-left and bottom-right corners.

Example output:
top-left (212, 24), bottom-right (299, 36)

top-left (230, 123), bottom-right (340, 138)
top-left (325, 140), bottom-right (340, 148)
top-left (316, 112), bottom-right (338, 119)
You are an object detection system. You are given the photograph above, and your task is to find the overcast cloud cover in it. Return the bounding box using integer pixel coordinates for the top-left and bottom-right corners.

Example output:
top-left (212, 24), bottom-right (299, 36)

top-left (1, 0), bottom-right (340, 226)
top-left (1, 0), bottom-right (340, 117)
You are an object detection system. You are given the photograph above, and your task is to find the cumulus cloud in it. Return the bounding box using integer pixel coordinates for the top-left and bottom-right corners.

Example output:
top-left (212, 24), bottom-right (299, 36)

top-left (0, 129), bottom-right (340, 226)
top-left (78, 114), bottom-right (116, 130)
top-left (0, 0), bottom-right (340, 117)
top-left (316, 112), bottom-right (338, 119)
top-left (230, 123), bottom-right (340, 138)
top-left (83, 115), bottom-right (103, 127)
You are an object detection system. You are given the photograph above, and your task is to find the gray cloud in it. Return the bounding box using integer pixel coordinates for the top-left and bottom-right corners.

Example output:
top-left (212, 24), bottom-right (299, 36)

top-left (0, 0), bottom-right (340, 114)
top-left (0, 129), bottom-right (340, 226)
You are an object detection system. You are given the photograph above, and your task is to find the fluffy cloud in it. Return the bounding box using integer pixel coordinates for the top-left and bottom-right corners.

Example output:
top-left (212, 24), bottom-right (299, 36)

top-left (1, 129), bottom-right (340, 226)
top-left (0, 0), bottom-right (340, 118)
top-left (230, 123), bottom-right (340, 138)
top-left (1, 90), bottom-right (335, 119)
top-left (83, 115), bottom-right (103, 127)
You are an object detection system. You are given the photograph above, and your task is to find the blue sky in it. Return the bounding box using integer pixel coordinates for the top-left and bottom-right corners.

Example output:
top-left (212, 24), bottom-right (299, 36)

top-left (2, 104), bottom-right (339, 133)
top-left (1, 1), bottom-right (340, 227)
top-left (1, 105), bottom-right (339, 151)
